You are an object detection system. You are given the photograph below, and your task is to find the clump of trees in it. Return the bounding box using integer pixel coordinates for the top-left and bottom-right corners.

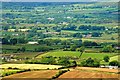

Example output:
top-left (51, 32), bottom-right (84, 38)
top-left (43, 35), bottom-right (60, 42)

top-left (25, 56), bottom-right (77, 67)
top-left (2, 38), bottom-right (28, 45)
top-left (80, 58), bottom-right (100, 67)
top-left (102, 45), bottom-right (115, 52)
top-left (109, 60), bottom-right (119, 66)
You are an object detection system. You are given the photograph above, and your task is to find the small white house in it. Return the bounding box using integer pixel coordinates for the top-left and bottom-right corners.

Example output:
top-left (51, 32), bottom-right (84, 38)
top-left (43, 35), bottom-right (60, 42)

top-left (27, 41), bottom-right (38, 44)
top-left (100, 65), bottom-right (118, 69)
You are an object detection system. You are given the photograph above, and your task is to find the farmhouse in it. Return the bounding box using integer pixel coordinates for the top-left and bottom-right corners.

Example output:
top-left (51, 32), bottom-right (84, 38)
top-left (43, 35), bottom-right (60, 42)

top-left (100, 65), bottom-right (118, 69)
top-left (47, 17), bottom-right (55, 21)
top-left (18, 29), bottom-right (30, 32)
top-left (27, 41), bottom-right (38, 44)
top-left (8, 29), bottom-right (15, 32)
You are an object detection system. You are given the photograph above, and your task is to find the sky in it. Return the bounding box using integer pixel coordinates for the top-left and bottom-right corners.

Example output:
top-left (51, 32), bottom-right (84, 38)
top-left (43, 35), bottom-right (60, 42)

top-left (0, 0), bottom-right (120, 2)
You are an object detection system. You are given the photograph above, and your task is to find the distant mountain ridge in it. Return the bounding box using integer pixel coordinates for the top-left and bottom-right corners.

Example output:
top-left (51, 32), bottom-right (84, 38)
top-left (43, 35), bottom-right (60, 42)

top-left (1, 0), bottom-right (120, 2)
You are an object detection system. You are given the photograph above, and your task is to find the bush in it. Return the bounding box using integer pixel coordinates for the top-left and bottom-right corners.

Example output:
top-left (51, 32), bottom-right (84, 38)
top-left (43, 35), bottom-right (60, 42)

top-left (8, 67), bottom-right (12, 69)
top-left (103, 56), bottom-right (110, 62)
top-left (109, 60), bottom-right (119, 66)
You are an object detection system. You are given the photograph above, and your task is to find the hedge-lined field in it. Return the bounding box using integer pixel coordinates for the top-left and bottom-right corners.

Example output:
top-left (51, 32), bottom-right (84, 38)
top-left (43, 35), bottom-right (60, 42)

top-left (37, 51), bottom-right (115, 60)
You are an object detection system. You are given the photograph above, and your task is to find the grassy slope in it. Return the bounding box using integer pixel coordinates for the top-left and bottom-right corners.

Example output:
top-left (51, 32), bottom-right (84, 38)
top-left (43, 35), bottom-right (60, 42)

top-left (109, 55), bottom-right (120, 62)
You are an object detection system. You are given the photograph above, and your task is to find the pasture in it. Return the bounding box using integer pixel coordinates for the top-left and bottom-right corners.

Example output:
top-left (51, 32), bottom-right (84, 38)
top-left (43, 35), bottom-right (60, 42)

top-left (110, 55), bottom-right (120, 62)
top-left (37, 51), bottom-right (115, 60)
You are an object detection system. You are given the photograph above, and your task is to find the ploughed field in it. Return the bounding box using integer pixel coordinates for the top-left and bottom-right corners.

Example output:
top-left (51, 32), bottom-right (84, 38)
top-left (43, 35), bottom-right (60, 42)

top-left (3, 70), bottom-right (59, 78)
top-left (2, 67), bottom-right (119, 79)
top-left (59, 70), bottom-right (118, 78)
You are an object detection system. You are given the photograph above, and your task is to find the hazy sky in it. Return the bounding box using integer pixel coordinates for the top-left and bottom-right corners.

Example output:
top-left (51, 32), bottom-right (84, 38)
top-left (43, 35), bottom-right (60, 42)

top-left (1, 0), bottom-right (120, 2)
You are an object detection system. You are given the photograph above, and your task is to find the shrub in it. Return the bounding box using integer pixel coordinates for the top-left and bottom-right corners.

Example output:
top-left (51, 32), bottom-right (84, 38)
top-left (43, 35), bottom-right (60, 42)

top-left (109, 60), bottom-right (119, 66)
top-left (103, 56), bottom-right (110, 62)
top-left (8, 67), bottom-right (12, 69)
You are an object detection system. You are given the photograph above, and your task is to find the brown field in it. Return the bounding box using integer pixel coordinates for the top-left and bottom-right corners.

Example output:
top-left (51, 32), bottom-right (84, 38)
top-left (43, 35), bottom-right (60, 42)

top-left (75, 67), bottom-right (118, 73)
top-left (3, 70), bottom-right (59, 78)
top-left (59, 70), bottom-right (119, 78)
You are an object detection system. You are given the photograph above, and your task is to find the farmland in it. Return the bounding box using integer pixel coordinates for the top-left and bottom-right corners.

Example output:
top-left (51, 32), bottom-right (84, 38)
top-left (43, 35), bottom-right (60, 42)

top-left (37, 51), bottom-right (115, 60)
top-left (1, 67), bottom-right (119, 79)
top-left (3, 70), bottom-right (59, 78)
top-left (1, 1), bottom-right (119, 79)
top-left (1, 64), bottom-right (63, 70)
top-left (0, 69), bottom-right (22, 77)
top-left (59, 69), bottom-right (118, 78)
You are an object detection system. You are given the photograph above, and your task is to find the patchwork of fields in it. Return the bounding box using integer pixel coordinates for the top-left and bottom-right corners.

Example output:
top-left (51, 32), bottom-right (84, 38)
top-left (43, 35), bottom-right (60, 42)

top-left (37, 51), bottom-right (115, 60)
top-left (1, 68), bottom-right (119, 79)
top-left (1, 1), bottom-right (119, 80)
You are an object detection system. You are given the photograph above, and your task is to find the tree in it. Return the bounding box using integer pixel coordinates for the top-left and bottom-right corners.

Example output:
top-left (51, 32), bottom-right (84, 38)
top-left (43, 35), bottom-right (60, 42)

top-left (81, 58), bottom-right (100, 67)
top-left (17, 38), bottom-right (28, 44)
top-left (70, 45), bottom-right (77, 51)
top-left (10, 38), bottom-right (17, 45)
top-left (103, 56), bottom-right (110, 62)
top-left (71, 60), bottom-right (77, 67)
top-left (109, 60), bottom-right (119, 66)
top-left (78, 46), bottom-right (85, 58)
top-left (102, 45), bottom-right (114, 53)
top-left (58, 57), bottom-right (70, 66)
top-left (21, 47), bottom-right (26, 52)
top-left (2, 38), bottom-right (9, 44)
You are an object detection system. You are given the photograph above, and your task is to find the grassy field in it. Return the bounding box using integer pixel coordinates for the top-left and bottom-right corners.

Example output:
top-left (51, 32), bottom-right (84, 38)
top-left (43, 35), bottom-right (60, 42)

top-left (110, 55), bottom-right (120, 62)
top-left (1, 64), bottom-right (63, 70)
top-left (36, 51), bottom-right (115, 60)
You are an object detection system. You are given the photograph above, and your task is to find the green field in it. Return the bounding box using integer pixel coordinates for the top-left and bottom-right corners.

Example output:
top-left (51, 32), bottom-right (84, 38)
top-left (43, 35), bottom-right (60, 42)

top-left (110, 55), bottom-right (120, 62)
top-left (36, 51), bottom-right (115, 60)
